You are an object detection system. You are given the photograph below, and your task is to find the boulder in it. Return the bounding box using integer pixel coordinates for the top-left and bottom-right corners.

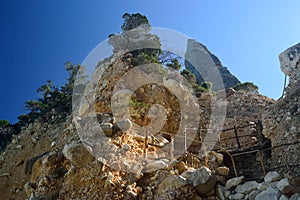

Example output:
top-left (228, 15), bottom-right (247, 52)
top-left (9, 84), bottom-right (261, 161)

top-left (255, 187), bottom-right (280, 200)
top-left (279, 42), bottom-right (300, 78)
top-left (228, 193), bottom-right (244, 200)
top-left (100, 123), bottom-right (113, 137)
top-left (181, 166), bottom-right (216, 195)
top-left (157, 175), bottom-right (187, 195)
top-left (168, 160), bottom-right (187, 174)
top-left (216, 185), bottom-right (226, 200)
top-left (290, 193), bottom-right (300, 200)
top-left (279, 195), bottom-right (289, 200)
top-left (264, 171), bottom-right (282, 183)
top-left (62, 143), bottom-right (95, 168)
top-left (210, 151), bottom-right (223, 165)
top-left (277, 178), bottom-right (290, 193)
top-left (235, 180), bottom-right (259, 194)
top-left (290, 176), bottom-right (300, 186)
top-left (282, 185), bottom-right (300, 196)
top-left (225, 176), bottom-right (244, 190)
top-left (143, 159), bottom-right (168, 172)
top-left (116, 119), bottom-right (132, 132)
top-left (257, 182), bottom-right (270, 191)
top-left (216, 166), bottom-right (230, 176)
top-left (248, 190), bottom-right (260, 200)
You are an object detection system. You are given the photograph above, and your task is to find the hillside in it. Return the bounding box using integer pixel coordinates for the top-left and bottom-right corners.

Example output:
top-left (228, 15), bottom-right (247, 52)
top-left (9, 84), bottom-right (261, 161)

top-left (0, 14), bottom-right (299, 200)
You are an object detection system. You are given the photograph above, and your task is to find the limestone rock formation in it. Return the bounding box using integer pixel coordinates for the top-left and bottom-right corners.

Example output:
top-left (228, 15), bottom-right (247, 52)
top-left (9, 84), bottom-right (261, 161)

top-left (279, 42), bottom-right (300, 78)
top-left (185, 39), bottom-right (240, 90)
top-left (262, 42), bottom-right (300, 176)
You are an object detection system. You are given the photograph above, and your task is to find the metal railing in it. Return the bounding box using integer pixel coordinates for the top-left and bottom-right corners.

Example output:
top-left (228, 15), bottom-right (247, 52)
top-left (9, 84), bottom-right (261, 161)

top-left (136, 120), bottom-right (300, 178)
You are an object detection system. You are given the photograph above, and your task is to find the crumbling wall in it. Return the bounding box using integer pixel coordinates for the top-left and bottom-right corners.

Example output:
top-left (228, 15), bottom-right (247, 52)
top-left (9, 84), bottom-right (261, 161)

top-left (262, 43), bottom-right (300, 176)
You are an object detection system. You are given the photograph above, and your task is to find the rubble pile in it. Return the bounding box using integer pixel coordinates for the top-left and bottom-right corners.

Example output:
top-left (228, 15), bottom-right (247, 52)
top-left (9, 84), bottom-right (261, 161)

top-left (0, 43), bottom-right (299, 200)
top-left (218, 171), bottom-right (300, 200)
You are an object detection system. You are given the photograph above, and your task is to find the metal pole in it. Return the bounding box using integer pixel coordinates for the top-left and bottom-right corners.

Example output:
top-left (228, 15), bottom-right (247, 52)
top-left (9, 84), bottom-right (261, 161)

top-left (234, 126), bottom-right (241, 149)
top-left (258, 150), bottom-right (266, 176)
top-left (184, 127), bottom-right (187, 153)
top-left (281, 74), bottom-right (287, 98)
top-left (184, 127), bottom-right (187, 164)
top-left (171, 135), bottom-right (174, 160)
top-left (144, 129), bottom-right (148, 159)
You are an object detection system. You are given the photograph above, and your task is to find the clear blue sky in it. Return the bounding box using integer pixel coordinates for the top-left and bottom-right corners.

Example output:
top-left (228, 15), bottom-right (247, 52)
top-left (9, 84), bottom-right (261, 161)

top-left (1, 0), bottom-right (300, 123)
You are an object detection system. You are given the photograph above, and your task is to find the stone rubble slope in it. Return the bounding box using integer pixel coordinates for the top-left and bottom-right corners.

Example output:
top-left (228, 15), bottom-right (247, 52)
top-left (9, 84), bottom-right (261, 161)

top-left (218, 171), bottom-right (300, 200)
top-left (0, 43), bottom-right (299, 200)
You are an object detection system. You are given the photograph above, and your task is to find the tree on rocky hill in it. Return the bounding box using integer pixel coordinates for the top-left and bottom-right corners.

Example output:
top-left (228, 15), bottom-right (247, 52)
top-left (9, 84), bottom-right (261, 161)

top-left (17, 62), bottom-right (84, 126)
top-left (108, 13), bottom-right (162, 66)
top-left (121, 13), bottom-right (150, 31)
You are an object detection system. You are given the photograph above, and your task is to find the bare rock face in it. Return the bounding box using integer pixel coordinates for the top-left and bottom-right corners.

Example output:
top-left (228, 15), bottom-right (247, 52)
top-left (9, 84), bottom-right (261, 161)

top-left (185, 39), bottom-right (240, 90)
top-left (262, 43), bottom-right (300, 176)
top-left (279, 42), bottom-right (300, 79)
top-left (62, 142), bottom-right (95, 168)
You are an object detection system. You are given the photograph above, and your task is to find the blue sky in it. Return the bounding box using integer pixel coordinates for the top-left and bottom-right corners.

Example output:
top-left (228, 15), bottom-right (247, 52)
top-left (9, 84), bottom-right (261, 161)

top-left (1, 0), bottom-right (300, 123)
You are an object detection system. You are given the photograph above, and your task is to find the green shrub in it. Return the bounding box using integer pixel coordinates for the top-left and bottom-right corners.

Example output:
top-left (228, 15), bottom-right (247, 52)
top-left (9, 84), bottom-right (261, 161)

top-left (0, 120), bottom-right (9, 127)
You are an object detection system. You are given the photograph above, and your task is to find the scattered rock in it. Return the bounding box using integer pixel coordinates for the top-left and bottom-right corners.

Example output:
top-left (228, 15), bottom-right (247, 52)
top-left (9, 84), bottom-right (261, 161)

top-left (46, 151), bottom-right (64, 165)
top-left (235, 180), bottom-right (259, 194)
top-left (228, 192), bottom-right (244, 200)
top-left (257, 182), bottom-right (270, 191)
top-left (0, 173), bottom-right (10, 177)
top-left (209, 151), bottom-right (224, 165)
top-left (116, 119), bottom-right (132, 132)
top-left (248, 190), bottom-right (260, 200)
top-left (122, 143), bottom-right (131, 151)
top-left (279, 194), bottom-right (289, 200)
top-left (255, 187), bottom-right (280, 200)
top-left (157, 175), bottom-right (187, 195)
top-left (290, 176), bottom-right (300, 186)
top-left (216, 185), bottom-right (226, 200)
top-left (282, 185), bottom-right (300, 196)
top-left (181, 167), bottom-right (216, 195)
top-left (290, 193), bottom-right (300, 200)
top-left (101, 117), bottom-right (116, 124)
top-left (168, 160), bottom-right (187, 174)
top-left (62, 143), bottom-right (95, 168)
top-left (24, 182), bottom-right (36, 197)
top-left (143, 159), bottom-right (168, 172)
top-left (225, 176), bottom-right (244, 190)
top-left (277, 178), bottom-right (290, 193)
top-left (100, 123), bottom-right (113, 137)
top-left (51, 141), bottom-right (56, 147)
top-left (216, 166), bottom-right (230, 176)
top-left (264, 171), bottom-right (282, 183)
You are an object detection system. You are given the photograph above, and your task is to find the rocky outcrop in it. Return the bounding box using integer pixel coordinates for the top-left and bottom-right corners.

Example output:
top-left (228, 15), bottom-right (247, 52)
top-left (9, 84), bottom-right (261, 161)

top-left (185, 39), bottom-right (240, 90)
top-left (262, 43), bottom-right (300, 176)
top-left (62, 142), bottom-right (95, 168)
top-left (279, 42), bottom-right (300, 80)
